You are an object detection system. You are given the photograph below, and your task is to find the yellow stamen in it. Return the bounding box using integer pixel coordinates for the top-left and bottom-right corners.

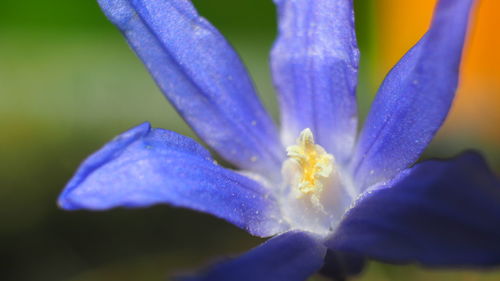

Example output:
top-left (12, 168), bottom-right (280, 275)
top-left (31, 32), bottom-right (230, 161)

top-left (286, 129), bottom-right (334, 204)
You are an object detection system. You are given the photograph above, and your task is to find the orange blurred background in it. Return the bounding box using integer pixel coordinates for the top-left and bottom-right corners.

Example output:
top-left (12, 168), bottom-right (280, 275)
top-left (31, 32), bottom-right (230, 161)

top-left (377, 0), bottom-right (500, 147)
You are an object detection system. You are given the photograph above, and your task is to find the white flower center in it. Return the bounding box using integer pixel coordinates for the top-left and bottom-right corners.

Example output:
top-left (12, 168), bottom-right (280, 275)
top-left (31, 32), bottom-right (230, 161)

top-left (280, 129), bottom-right (353, 236)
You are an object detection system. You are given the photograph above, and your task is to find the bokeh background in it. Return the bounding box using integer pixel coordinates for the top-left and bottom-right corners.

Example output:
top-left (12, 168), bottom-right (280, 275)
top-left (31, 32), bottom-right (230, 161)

top-left (1, 0), bottom-right (499, 280)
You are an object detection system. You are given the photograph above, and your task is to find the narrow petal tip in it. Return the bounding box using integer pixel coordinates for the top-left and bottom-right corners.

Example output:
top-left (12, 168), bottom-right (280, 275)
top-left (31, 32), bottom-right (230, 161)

top-left (58, 122), bottom-right (152, 210)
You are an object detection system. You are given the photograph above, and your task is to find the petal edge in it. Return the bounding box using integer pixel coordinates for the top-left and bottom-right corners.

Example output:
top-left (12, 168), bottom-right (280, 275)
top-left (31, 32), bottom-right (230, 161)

top-left (59, 123), bottom-right (288, 237)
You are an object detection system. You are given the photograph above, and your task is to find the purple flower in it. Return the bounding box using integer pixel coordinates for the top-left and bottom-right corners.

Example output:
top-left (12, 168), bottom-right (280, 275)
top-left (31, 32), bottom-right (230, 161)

top-left (58, 0), bottom-right (500, 280)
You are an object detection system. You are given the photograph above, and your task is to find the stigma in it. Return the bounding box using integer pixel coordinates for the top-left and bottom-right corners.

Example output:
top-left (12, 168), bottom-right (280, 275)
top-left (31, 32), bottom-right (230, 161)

top-left (283, 128), bottom-right (336, 209)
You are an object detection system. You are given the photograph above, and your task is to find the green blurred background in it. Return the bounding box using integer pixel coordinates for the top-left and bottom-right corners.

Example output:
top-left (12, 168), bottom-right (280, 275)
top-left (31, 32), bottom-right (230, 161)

top-left (0, 0), bottom-right (499, 280)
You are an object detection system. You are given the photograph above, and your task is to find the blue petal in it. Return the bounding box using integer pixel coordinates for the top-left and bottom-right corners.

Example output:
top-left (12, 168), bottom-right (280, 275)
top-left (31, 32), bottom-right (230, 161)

top-left (178, 231), bottom-right (326, 281)
top-left (328, 151), bottom-right (500, 267)
top-left (319, 250), bottom-right (365, 281)
top-left (271, 0), bottom-right (359, 163)
top-left (97, 0), bottom-right (284, 177)
top-left (58, 123), bottom-right (288, 237)
top-left (350, 0), bottom-right (475, 189)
